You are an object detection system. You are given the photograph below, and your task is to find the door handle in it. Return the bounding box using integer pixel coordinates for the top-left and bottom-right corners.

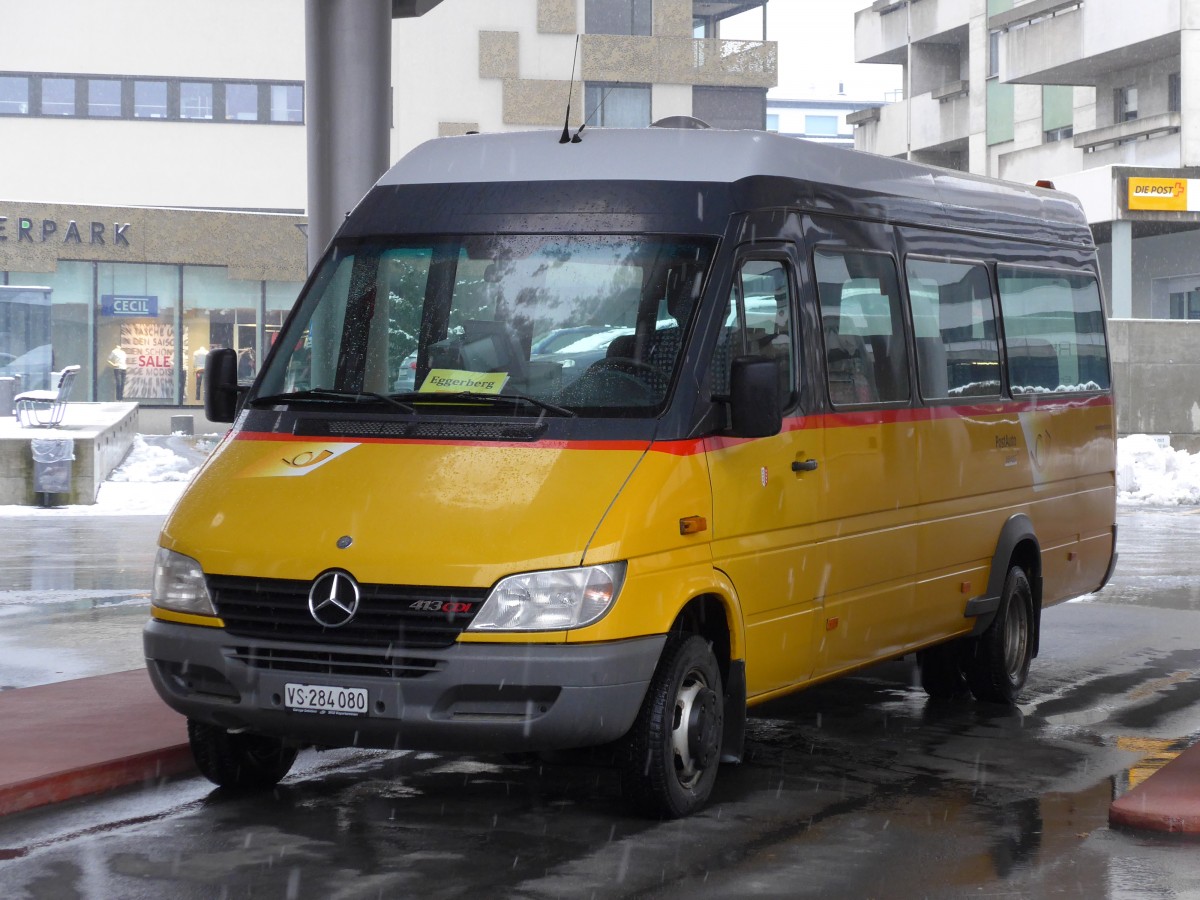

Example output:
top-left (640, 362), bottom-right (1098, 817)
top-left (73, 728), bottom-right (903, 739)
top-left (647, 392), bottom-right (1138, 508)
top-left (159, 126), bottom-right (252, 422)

top-left (792, 458), bottom-right (819, 472)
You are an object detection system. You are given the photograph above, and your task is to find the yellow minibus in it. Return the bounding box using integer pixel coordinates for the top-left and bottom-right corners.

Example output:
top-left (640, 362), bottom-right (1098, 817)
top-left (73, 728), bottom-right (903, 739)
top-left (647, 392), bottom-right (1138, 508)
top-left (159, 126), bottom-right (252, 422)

top-left (144, 123), bottom-right (1116, 818)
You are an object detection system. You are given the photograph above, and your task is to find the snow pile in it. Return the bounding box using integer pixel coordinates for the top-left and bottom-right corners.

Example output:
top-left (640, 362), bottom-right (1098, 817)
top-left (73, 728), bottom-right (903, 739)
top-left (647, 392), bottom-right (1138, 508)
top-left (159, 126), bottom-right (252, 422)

top-left (1116, 434), bottom-right (1200, 506)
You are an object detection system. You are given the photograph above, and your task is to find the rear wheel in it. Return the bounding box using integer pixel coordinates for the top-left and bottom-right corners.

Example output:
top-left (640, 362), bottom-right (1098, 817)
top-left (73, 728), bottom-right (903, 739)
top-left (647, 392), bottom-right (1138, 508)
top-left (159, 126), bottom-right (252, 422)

top-left (621, 633), bottom-right (724, 819)
top-left (188, 720), bottom-right (298, 790)
top-left (964, 566), bottom-right (1034, 704)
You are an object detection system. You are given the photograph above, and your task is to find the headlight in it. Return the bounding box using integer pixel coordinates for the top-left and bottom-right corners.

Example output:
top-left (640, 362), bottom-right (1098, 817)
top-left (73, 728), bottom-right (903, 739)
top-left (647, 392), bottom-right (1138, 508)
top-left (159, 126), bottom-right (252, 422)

top-left (468, 562), bottom-right (626, 632)
top-left (152, 547), bottom-right (217, 617)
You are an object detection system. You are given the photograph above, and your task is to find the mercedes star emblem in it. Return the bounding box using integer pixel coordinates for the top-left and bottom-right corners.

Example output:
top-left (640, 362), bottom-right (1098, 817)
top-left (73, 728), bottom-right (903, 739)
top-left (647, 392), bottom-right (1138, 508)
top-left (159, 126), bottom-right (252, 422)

top-left (307, 570), bottom-right (361, 628)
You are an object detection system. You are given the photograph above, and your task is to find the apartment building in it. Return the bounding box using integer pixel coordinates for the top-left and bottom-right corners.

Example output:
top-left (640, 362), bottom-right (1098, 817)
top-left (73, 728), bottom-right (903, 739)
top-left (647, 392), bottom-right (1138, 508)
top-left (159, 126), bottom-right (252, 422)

top-left (852, 0), bottom-right (1200, 444)
top-left (0, 0), bottom-right (776, 408)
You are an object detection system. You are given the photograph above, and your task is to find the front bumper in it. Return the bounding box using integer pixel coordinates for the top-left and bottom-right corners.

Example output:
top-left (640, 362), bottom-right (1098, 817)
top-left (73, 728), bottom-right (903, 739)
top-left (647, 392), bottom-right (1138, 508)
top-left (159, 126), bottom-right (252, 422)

top-left (143, 618), bottom-right (665, 752)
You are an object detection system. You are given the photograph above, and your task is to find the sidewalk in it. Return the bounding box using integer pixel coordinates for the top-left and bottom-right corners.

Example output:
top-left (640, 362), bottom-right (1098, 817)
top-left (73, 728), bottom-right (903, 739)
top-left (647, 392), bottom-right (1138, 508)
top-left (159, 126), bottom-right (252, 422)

top-left (0, 668), bottom-right (193, 818)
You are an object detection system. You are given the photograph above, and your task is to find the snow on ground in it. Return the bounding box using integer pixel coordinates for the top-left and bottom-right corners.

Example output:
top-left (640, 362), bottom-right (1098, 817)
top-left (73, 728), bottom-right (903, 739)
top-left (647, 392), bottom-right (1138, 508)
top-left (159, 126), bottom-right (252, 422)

top-left (0, 433), bottom-right (222, 517)
top-left (0, 432), bottom-right (1197, 517)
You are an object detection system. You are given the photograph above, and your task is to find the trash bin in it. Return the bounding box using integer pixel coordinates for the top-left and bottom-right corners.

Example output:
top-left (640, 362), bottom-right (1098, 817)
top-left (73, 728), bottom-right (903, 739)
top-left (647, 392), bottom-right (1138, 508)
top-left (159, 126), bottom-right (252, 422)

top-left (30, 438), bottom-right (75, 506)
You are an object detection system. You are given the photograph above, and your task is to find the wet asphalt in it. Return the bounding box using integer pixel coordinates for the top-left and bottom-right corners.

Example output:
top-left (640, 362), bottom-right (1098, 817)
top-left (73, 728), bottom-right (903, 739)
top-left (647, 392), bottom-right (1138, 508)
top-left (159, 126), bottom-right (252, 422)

top-left (0, 507), bottom-right (1198, 898)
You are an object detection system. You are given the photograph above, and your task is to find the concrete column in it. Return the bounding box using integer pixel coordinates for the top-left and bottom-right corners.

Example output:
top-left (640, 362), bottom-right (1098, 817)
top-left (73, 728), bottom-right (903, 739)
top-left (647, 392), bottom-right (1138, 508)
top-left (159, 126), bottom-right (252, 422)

top-left (1111, 218), bottom-right (1133, 318)
top-left (305, 0), bottom-right (392, 271)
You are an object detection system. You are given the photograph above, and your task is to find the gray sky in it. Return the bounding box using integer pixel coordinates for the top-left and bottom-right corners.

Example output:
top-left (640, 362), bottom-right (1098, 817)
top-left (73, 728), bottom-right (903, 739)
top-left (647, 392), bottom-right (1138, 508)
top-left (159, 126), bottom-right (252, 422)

top-left (724, 0), bottom-right (902, 101)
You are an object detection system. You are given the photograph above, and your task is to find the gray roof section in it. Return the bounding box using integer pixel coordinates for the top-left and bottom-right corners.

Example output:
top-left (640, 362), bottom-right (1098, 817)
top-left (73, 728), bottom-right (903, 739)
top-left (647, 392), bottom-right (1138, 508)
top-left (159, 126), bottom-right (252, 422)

top-left (379, 128), bottom-right (1089, 233)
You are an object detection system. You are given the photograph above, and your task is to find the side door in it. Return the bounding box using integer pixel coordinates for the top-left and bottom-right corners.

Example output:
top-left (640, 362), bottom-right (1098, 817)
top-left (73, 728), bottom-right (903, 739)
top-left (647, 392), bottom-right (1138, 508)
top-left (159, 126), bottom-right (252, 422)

top-left (806, 217), bottom-right (921, 678)
top-left (705, 246), bottom-right (826, 698)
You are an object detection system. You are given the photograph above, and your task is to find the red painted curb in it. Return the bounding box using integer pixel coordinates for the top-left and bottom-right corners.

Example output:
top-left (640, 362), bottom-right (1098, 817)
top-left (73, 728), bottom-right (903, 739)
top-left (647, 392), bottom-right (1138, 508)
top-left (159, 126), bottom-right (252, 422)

top-left (0, 745), bottom-right (195, 818)
top-left (1110, 740), bottom-right (1200, 834)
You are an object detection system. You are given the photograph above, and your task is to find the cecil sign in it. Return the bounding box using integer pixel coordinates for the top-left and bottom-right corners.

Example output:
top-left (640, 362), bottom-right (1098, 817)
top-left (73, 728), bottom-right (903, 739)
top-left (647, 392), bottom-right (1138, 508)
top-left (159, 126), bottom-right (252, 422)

top-left (101, 294), bottom-right (159, 317)
top-left (1127, 177), bottom-right (1199, 212)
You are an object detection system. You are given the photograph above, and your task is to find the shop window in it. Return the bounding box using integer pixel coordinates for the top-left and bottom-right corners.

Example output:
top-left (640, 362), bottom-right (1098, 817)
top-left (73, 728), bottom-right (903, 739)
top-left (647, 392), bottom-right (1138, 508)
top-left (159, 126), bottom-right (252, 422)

top-left (224, 82), bottom-right (259, 121)
top-left (97, 263), bottom-right (180, 404)
top-left (88, 79), bottom-right (122, 117)
top-left (0, 75), bottom-right (30, 114)
top-left (134, 80), bottom-right (168, 118)
top-left (40, 78), bottom-right (76, 116)
top-left (181, 82), bottom-right (213, 120)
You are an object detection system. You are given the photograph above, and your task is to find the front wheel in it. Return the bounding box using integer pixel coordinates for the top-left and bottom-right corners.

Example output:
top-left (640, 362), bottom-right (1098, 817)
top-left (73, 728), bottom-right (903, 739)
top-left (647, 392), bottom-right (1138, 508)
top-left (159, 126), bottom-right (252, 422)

top-left (188, 720), bottom-right (298, 790)
top-left (621, 633), bottom-right (724, 819)
top-left (964, 566), bottom-right (1034, 704)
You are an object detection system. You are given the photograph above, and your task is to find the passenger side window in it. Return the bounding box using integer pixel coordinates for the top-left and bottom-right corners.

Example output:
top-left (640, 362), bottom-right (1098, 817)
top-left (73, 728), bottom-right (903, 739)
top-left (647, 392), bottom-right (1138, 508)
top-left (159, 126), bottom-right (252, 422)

top-left (997, 266), bottom-right (1111, 393)
top-left (814, 249), bottom-right (909, 406)
top-left (711, 258), bottom-right (796, 409)
top-left (905, 258), bottom-right (1001, 399)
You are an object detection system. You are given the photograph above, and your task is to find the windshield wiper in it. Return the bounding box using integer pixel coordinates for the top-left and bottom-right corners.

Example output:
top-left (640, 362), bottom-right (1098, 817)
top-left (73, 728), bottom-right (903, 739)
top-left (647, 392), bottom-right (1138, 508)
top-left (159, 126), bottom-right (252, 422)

top-left (252, 388), bottom-right (415, 414)
top-left (390, 390), bottom-right (576, 418)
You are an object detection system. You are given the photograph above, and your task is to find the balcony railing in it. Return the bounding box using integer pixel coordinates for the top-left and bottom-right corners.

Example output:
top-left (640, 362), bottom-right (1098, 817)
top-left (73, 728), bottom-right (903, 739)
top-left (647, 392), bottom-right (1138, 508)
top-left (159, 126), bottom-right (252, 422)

top-left (581, 35), bottom-right (777, 88)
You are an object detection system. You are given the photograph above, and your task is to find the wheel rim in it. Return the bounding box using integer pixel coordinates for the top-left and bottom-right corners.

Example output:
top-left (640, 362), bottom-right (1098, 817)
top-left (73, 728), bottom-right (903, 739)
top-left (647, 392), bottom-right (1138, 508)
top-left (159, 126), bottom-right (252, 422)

top-left (670, 669), bottom-right (718, 790)
top-left (1003, 593), bottom-right (1029, 681)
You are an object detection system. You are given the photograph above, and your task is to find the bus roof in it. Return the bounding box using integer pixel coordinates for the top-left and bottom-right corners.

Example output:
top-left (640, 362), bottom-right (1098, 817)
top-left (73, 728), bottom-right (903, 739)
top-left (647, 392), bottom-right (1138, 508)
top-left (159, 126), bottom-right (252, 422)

top-left (379, 127), bottom-right (1090, 243)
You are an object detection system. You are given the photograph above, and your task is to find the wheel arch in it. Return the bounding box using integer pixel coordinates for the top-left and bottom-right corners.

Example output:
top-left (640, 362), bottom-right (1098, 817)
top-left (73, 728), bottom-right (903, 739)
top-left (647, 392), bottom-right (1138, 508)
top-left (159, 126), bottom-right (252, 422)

top-left (668, 591), bottom-right (746, 763)
top-left (968, 513), bottom-right (1044, 655)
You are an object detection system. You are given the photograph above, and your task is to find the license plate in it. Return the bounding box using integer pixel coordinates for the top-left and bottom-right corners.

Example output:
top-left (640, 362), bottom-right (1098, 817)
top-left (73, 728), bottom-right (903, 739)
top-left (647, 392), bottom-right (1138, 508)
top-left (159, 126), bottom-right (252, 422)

top-left (284, 682), bottom-right (369, 716)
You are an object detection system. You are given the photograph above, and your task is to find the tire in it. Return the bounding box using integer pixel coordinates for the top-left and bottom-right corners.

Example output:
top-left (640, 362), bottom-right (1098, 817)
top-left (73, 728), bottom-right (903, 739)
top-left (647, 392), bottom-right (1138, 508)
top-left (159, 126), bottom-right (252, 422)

top-left (964, 566), bottom-right (1034, 704)
top-left (620, 633), bottom-right (724, 819)
top-left (917, 640), bottom-right (969, 700)
top-left (188, 719), bottom-right (298, 790)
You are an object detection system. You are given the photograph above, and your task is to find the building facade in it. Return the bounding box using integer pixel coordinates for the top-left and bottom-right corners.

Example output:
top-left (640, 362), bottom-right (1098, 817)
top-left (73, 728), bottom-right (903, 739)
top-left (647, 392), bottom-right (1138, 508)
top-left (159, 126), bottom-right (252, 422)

top-left (0, 0), bottom-right (777, 408)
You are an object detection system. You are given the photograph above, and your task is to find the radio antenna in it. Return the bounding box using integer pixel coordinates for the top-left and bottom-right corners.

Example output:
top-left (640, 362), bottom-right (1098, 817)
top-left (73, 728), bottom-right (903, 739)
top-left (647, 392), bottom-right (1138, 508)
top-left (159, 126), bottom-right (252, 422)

top-left (559, 35), bottom-right (581, 144)
top-left (572, 81), bottom-right (619, 142)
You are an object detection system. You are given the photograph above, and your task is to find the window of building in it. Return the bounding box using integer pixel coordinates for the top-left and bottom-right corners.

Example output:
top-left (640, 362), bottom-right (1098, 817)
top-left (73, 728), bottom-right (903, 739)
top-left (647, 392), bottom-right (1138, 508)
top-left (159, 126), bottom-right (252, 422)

top-left (1115, 85), bottom-right (1138, 122)
top-left (0, 75), bottom-right (30, 114)
top-left (585, 0), bottom-right (653, 36)
top-left (693, 86), bottom-right (765, 130)
top-left (2, 73), bottom-right (301, 125)
top-left (1169, 72), bottom-right (1181, 114)
top-left (88, 78), bottom-right (122, 117)
top-left (905, 258), bottom-right (1000, 399)
top-left (224, 82), bottom-right (259, 121)
top-left (1044, 125), bottom-right (1073, 142)
top-left (584, 82), bottom-right (651, 127)
top-left (270, 84), bottom-right (303, 123)
top-left (180, 82), bottom-right (213, 120)
top-left (134, 80), bottom-right (168, 118)
top-left (40, 77), bottom-right (76, 116)
top-left (765, 113), bottom-right (779, 132)
top-left (805, 114), bottom-right (838, 137)
top-left (814, 248), bottom-right (910, 406)
top-left (1169, 291), bottom-right (1200, 320)
top-left (988, 30), bottom-right (1001, 79)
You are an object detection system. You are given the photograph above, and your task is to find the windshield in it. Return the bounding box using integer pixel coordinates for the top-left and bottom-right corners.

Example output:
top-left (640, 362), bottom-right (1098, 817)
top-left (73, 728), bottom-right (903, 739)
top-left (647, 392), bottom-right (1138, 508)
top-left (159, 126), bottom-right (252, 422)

top-left (256, 234), bottom-right (713, 417)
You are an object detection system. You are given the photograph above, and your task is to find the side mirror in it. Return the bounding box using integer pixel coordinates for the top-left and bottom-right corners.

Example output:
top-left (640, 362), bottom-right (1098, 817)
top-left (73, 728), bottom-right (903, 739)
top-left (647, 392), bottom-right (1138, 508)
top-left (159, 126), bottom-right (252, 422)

top-left (729, 355), bottom-right (782, 438)
top-left (204, 347), bottom-right (241, 423)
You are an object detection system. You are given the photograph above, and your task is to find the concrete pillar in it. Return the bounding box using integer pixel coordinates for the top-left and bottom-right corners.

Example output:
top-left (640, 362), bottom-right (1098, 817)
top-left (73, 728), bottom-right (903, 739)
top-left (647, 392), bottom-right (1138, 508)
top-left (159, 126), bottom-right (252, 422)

top-left (305, 0), bottom-right (392, 271)
top-left (1111, 218), bottom-right (1133, 318)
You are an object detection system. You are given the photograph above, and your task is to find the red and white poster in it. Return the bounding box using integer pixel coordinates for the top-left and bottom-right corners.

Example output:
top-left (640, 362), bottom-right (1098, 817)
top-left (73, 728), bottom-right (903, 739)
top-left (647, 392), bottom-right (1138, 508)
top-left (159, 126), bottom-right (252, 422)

top-left (121, 322), bottom-right (175, 400)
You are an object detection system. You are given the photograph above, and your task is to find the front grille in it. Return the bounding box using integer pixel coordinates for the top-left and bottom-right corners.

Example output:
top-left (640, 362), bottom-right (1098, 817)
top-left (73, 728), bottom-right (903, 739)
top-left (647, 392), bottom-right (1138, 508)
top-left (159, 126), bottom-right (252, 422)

top-left (209, 575), bottom-right (487, 650)
top-left (228, 645), bottom-right (441, 680)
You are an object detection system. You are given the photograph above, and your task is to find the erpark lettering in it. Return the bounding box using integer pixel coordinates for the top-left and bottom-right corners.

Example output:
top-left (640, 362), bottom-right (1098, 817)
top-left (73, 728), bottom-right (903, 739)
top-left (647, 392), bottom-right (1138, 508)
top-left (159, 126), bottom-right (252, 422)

top-left (0, 216), bottom-right (132, 247)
